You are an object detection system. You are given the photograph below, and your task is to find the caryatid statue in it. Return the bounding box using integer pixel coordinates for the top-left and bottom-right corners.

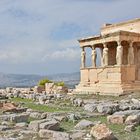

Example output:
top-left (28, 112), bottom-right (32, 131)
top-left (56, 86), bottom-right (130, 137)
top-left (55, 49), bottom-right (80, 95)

top-left (81, 48), bottom-right (86, 68)
top-left (128, 42), bottom-right (134, 65)
top-left (102, 45), bottom-right (108, 66)
top-left (116, 42), bottom-right (123, 65)
top-left (91, 46), bottom-right (97, 68)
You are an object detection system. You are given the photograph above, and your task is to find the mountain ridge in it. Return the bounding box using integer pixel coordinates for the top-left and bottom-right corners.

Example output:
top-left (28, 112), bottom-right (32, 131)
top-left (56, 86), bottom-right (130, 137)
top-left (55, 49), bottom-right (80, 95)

top-left (0, 72), bottom-right (80, 88)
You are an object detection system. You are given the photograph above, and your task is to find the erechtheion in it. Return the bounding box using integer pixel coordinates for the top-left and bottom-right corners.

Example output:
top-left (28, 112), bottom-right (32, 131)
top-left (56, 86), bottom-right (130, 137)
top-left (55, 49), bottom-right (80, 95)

top-left (75, 18), bottom-right (140, 96)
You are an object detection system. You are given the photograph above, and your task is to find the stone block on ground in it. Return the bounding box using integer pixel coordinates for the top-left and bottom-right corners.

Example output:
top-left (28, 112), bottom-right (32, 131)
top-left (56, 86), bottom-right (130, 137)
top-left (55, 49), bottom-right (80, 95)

top-left (39, 129), bottom-right (70, 140)
top-left (29, 119), bottom-right (47, 132)
top-left (131, 98), bottom-right (140, 104)
top-left (0, 125), bottom-right (11, 131)
top-left (84, 103), bottom-right (97, 112)
top-left (34, 86), bottom-right (45, 93)
top-left (97, 103), bottom-right (119, 115)
top-left (125, 115), bottom-right (140, 126)
top-left (29, 112), bottom-right (42, 119)
top-left (40, 120), bottom-right (60, 131)
top-left (124, 125), bottom-right (136, 132)
top-left (71, 131), bottom-right (87, 140)
top-left (74, 119), bottom-right (94, 130)
top-left (0, 113), bottom-right (29, 123)
top-left (107, 115), bottom-right (125, 124)
top-left (10, 113), bottom-right (29, 123)
top-left (15, 122), bottom-right (28, 128)
top-left (73, 98), bottom-right (84, 107)
top-left (45, 83), bottom-right (55, 93)
top-left (67, 113), bottom-right (80, 122)
top-left (113, 110), bottom-right (140, 116)
top-left (90, 123), bottom-right (118, 140)
top-left (53, 116), bottom-right (67, 122)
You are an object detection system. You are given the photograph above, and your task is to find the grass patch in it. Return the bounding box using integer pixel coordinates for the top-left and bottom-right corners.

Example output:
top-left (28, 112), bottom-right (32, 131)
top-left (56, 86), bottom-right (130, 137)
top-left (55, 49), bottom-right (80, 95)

top-left (25, 103), bottom-right (70, 112)
top-left (87, 116), bottom-right (140, 140)
top-left (11, 98), bottom-right (70, 112)
top-left (87, 116), bottom-right (106, 123)
top-left (111, 125), bottom-right (140, 140)
top-left (27, 117), bottom-right (39, 123)
top-left (11, 97), bottom-right (33, 103)
top-left (60, 116), bottom-right (106, 132)
top-left (74, 92), bottom-right (140, 102)
top-left (60, 116), bottom-right (140, 140)
top-left (74, 93), bottom-right (128, 101)
top-left (60, 120), bottom-right (77, 132)
top-left (10, 97), bottom-right (82, 113)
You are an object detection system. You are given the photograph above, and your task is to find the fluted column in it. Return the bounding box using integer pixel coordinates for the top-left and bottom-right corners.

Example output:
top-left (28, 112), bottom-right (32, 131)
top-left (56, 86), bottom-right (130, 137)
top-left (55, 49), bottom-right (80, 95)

top-left (91, 45), bottom-right (97, 68)
top-left (81, 47), bottom-right (86, 68)
top-left (102, 43), bottom-right (108, 66)
top-left (116, 41), bottom-right (123, 65)
top-left (128, 41), bottom-right (134, 65)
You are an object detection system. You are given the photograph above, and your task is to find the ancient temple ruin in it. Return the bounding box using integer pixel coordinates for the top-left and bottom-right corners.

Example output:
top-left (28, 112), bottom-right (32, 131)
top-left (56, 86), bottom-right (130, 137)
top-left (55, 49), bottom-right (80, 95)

top-left (75, 18), bottom-right (140, 96)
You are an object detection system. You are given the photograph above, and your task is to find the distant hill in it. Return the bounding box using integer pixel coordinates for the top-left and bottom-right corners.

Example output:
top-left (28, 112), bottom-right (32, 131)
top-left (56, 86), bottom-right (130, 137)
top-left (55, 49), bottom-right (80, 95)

top-left (0, 72), bottom-right (80, 88)
top-left (48, 72), bottom-right (80, 88)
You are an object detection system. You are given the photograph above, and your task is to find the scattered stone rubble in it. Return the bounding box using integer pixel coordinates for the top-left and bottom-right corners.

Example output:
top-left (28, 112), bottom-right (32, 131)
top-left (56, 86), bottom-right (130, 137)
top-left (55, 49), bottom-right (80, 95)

top-left (0, 87), bottom-right (140, 139)
top-left (34, 82), bottom-right (68, 94)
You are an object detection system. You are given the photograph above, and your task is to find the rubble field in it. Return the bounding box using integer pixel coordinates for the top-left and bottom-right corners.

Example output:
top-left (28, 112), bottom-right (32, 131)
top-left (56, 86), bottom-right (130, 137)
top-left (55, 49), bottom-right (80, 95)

top-left (0, 88), bottom-right (140, 140)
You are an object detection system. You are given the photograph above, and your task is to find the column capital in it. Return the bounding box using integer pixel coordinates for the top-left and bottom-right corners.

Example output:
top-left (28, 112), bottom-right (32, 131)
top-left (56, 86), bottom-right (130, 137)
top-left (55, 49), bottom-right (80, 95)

top-left (91, 45), bottom-right (96, 50)
top-left (103, 42), bottom-right (108, 48)
top-left (128, 40), bottom-right (134, 46)
top-left (117, 41), bottom-right (122, 46)
top-left (82, 47), bottom-right (85, 51)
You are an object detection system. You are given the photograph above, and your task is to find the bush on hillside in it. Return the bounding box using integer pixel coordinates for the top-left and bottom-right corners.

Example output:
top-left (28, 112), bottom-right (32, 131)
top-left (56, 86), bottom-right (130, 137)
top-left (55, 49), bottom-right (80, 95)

top-left (38, 78), bottom-right (65, 87)
top-left (55, 81), bottom-right (65, 87)
top-left (38, 78), bottom-right (52, 86)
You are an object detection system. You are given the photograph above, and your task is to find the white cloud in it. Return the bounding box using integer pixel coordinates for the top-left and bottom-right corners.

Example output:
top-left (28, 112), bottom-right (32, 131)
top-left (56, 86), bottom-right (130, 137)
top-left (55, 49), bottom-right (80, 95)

top-left (0, 0), bottom-right (139, 74)
top-left (42, 48), bottom-right (80, 61)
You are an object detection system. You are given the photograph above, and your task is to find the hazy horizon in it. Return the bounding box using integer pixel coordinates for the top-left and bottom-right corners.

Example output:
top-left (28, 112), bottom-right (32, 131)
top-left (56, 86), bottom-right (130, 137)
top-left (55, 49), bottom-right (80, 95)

top-left (0, 71), bottom-right (80, 76)
top-left (0, 0), bottom-right (139, 75)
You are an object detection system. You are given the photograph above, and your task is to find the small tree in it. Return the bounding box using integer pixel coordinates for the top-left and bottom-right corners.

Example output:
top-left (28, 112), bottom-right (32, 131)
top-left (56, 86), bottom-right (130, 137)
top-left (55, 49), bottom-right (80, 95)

top-left (38, 78), bottom-right (52, 86)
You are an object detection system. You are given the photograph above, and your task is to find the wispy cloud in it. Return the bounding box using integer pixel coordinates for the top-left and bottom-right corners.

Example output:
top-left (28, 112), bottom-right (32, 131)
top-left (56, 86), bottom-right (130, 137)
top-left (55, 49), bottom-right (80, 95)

top-left (42, 48), bottom-right (80, 61)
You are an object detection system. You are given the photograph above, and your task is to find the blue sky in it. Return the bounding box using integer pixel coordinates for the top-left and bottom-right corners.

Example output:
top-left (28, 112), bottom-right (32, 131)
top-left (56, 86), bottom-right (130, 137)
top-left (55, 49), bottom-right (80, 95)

top-left (0, 0), bottom-right (139, 75)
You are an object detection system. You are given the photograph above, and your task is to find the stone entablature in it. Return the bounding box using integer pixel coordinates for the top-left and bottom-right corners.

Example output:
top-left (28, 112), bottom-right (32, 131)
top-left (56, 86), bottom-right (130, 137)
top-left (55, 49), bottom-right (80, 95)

top-left (75, 18), bottom-right (140, 95)
top-left (79, 31), bottom-right (140, 47)
top-left (101, 18), bottom-right (140, 35)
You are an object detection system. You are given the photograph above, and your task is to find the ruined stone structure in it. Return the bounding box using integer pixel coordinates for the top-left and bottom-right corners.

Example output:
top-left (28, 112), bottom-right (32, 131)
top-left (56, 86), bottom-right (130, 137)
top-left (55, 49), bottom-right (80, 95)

top-left (75, 18), bottom-right (140, 96)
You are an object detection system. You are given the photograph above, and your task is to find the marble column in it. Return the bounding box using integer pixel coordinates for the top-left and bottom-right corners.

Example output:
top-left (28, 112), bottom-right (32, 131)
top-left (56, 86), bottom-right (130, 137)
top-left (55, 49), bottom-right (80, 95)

top-left (91, 45), bottom-right (97, 68)
top-left (116, 41), bottom-right (123, 65)
top-left (102, 43), bottom-right (108, 66)
top-left (81, 47), bottom-right (86, 68)
top-left (128, 41), bottom-right (134, 65)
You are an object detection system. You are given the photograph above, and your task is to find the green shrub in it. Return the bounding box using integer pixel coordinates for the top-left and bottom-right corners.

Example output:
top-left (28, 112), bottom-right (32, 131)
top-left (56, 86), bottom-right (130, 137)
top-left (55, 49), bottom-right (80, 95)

top-left (38, 78), bottom-right (65, 87)
top-left (38, 78), bottom-right (52, 86)
top-left (55, 81), bottom-right (65, 87)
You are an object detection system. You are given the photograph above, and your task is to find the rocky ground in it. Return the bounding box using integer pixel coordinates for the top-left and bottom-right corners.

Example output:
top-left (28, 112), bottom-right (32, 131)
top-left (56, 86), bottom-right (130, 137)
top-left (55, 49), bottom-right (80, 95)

top-left (0, 87), bottom-right (140, 140)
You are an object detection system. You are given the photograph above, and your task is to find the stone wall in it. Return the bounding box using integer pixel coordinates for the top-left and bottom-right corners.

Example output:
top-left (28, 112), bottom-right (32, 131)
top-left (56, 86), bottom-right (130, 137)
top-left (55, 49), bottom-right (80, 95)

top-left (81, 65), bottom-right (136, 85)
